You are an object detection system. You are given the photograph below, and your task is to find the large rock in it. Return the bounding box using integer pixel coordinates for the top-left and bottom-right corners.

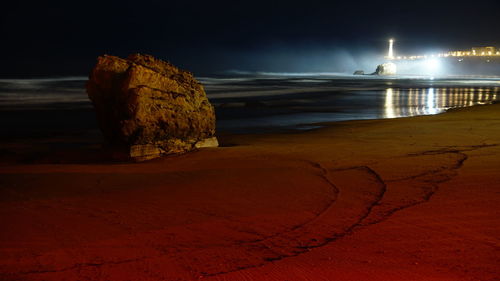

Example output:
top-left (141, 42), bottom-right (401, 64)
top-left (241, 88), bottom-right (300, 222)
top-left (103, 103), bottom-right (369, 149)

top-left (373, 62), bottom-right (397, 75)
top-left (87, 54), bottom-right (218, 161)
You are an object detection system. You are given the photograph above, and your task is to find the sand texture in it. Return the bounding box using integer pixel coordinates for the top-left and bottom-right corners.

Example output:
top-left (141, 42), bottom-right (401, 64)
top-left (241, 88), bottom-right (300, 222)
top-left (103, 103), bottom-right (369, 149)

top-left (0, 104), bottom-right (499, 280)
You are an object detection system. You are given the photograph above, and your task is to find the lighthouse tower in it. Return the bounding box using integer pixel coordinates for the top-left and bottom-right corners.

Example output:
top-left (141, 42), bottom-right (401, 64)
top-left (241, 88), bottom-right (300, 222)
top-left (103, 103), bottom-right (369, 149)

top-left (387, 38), bottom-right (395, 60)
top-left (375, 38), bottom-right (397, 75)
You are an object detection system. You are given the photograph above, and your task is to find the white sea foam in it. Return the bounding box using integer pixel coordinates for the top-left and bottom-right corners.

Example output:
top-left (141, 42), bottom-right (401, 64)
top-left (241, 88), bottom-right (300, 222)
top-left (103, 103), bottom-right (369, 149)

top-left (1, 75), bottom-right (499, 133)
top-left (0, 77), bottom-right (88, 108)
top-left (0, 77), bottom-right (87, 84)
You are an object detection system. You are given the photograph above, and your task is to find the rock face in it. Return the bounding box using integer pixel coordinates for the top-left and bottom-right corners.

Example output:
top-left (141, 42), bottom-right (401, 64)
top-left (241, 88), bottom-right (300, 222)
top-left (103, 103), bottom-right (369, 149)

top-left (373, 62), bottom-right (397, 75)
top-left (87, 54), bottom-right (218, 161)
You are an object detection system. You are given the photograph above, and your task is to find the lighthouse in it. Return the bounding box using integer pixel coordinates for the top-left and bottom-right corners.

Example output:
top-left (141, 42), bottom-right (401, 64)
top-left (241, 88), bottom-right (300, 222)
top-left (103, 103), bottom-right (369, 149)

top-left (374, 38), bottom-right (397, 75)
top-left (387, 38), bottom-right (395, 60)
top-left (357, 37), bottom-right (398, 75)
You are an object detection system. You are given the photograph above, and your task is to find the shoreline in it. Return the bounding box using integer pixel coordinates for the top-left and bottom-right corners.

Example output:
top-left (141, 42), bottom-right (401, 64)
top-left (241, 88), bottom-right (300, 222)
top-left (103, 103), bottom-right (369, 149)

top-left (0, 103), bottom-right (499, 280)
top-left (297, 100), bottom-right (500, 134)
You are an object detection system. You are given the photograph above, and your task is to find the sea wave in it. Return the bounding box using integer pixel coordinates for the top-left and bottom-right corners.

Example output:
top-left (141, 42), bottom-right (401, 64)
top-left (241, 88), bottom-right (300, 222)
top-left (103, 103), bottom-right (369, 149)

top-left (1, 75), bottom-right (499, 132)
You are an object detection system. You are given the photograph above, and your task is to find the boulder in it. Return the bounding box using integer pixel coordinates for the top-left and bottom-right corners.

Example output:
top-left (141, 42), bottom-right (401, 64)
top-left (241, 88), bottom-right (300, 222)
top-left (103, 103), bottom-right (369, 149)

top-left (87, 54), bottom-right (218, 161)
top-left (373, 62), bottom-right (397, 75)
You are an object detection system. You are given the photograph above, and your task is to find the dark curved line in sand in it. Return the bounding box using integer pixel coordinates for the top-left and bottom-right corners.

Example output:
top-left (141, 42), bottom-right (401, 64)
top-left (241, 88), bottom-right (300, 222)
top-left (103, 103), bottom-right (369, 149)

top-left (203, 145), bottom-right (497, 278)
top-left (191, 160), bottom-right (346, 266)
top-left (16, 145), bottom-right (495, 279)
top-left (14, 160), bottom-right (343, 277)
top-left (383, 144), bottom-right (497, 183)
top-left (202, 164), bottom-right (388, 278)
top-left (12, 164), bottom-right (396, 279)
top-left (15, 256), bottom-right (150, 276)
top-left (284, 160), bottom-right (341, 231)
top-left (355, 144), bottom-right (497, 228)
top-left (230, 162), bottom-right (380, 246)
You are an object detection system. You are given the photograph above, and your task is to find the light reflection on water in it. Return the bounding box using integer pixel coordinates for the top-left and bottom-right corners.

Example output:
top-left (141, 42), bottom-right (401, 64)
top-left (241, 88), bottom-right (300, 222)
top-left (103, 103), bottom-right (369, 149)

top-left (1, 77), bottom-right (499, 134)
top-left (217, 86), bottom-right (499, 133)
top-left (383, 87), bottom-right (498, 119)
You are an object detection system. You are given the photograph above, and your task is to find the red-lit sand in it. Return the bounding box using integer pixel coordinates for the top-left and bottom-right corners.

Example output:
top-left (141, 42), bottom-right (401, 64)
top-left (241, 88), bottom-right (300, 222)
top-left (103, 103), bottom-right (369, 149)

top-left (1, 104), bottom-right (499, 281)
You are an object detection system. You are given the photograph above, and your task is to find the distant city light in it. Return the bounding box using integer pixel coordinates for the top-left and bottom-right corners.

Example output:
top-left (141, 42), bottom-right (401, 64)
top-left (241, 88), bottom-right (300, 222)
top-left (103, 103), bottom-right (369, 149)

top-left (385, 41), bottom-right (499, 61)
top-left (423, 59), bottom-right (441, 74)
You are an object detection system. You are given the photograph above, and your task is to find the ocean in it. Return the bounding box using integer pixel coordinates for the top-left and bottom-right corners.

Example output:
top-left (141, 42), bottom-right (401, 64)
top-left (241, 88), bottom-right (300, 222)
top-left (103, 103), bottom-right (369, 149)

top-left (0, 74), bottom-right (499, 138)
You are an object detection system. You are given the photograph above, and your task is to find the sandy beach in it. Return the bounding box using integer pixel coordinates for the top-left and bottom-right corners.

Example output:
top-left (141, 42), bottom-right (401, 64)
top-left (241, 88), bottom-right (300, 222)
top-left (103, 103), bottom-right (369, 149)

top-left (1, 103), bottom-right (499, 281)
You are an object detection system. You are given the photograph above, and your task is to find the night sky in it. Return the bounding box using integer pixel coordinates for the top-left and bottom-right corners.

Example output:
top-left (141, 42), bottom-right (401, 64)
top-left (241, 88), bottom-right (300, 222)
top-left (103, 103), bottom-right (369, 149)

top-left (1, 0), bottom-right (500, 76)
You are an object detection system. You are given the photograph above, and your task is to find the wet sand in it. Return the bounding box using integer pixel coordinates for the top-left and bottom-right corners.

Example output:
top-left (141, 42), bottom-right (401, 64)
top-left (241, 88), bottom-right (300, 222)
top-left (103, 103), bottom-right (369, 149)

top-left (0, 103), bottom-right (499, 280)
